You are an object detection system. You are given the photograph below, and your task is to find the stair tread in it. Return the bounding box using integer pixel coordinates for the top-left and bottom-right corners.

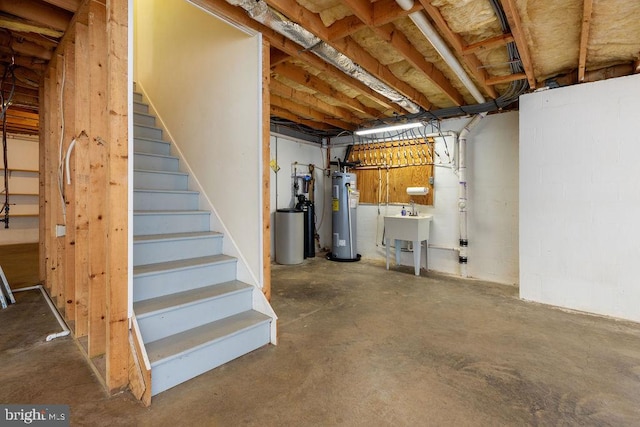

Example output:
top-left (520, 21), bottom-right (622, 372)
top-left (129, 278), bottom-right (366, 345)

top-left (134, 122), bottom-right (161, 129)
top-left (134, 210), bottom-right (210, 215)
top-left (134, 136), bottom-right (168, 143)
top-left (133, 189), bottom-right (199, 194)
top-left (134, 280), bottom-right (252, 316)
top-left (133, 231), bottom-right (221, 243)
top-left (134, 151), bottom-right (178, 160)
top-left (133, 111), bottom-right (155, 118)
top-left (134, 168), bottom-right (188, 176)
top-left (146, 310), bottom-right (271, 365)
top-left (133, 254), bottom-right (235, 276)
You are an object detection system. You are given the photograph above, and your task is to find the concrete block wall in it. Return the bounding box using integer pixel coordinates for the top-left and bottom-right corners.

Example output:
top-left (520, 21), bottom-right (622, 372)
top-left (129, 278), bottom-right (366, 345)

top-left (273, 112), bottom-right (520, 285)
top-left (355, 112), bottom-right (519, 284)
top-left (520, 74), bottom-right (640, 322)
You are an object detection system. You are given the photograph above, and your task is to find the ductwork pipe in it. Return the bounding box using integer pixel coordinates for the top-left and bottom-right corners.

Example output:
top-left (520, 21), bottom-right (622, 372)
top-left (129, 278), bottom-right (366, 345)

top-left (395, 0), bottom-right (486, 104)
top-left (457, 113), bottom-right (485, 277)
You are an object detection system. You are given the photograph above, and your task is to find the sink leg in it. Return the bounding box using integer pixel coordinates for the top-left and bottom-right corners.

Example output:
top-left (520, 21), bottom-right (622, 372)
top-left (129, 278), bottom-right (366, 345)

top-left (385, 238), bottom-right (390, 270)
top-left (395, 239), bottom-right (401, 265)
top-left (413, 240), bottom-right (420, 276)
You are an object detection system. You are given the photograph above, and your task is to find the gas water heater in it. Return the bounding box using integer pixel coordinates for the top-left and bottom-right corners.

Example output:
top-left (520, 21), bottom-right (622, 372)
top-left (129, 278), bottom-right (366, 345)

top-left (328, 171), bottom-right (361, 262)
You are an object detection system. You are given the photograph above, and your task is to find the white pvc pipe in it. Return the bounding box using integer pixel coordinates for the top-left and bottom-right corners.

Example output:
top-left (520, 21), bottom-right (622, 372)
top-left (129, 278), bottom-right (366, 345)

top-left (457, 113), bottom-right (486, 277)
top-left (13, 285), bottom-right (71, 341)
top-left (64, 138), bottom-right (77, 185)
top-left (395, 0), bottom-right (486, 104)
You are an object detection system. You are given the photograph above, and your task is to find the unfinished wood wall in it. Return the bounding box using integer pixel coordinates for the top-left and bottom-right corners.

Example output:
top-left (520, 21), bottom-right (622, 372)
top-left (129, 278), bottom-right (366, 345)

top-left (39, 0), bottom-right (129, 394)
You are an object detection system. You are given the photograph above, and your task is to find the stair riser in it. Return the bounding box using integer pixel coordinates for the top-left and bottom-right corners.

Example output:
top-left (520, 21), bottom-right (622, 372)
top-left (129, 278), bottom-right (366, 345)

top-left (134, 153), bottom-right (179, 172)
top-left (150, 321), bottom-right (270, 396)
top-left (133, 191), bottom-right (199, 211)
top-left (133, 102), bottom-right (149, 114)
top-left (138, 290), bottom-right (253, 342)
top-left (133, 260), bottom-right (237, 301)
top-left (134, 212), bottom-right (210, 235)
top-left (134, 138), bottom-right (171, 156)
top-left (134, 170), bottom-right (188, 191)
top-left (134, 112), bottom-right (156, 127)
top-left (133, 92), bottom-right (143, 103)
top-left (133, 235), bottom-right (223, 266)
top-left (134, 124), bottom-right (163, 140)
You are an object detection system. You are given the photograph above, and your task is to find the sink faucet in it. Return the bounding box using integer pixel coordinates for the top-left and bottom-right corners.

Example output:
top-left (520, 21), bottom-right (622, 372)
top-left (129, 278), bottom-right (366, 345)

top-left (410, 200), bottom-right (417, 216)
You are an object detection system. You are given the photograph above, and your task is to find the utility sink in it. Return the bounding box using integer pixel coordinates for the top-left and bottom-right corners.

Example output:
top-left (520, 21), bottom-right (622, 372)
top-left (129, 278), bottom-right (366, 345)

top-left (384, 214), bottom-right (433, 275)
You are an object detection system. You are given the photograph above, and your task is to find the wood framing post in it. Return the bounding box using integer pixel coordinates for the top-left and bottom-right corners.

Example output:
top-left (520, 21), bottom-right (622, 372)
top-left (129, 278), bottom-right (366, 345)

top-left (87, 0), bottom-right (108, 358)
top-left (262, 37), bottom-right (271, 300)
top-left (105, 0), bottom-right (130, 393)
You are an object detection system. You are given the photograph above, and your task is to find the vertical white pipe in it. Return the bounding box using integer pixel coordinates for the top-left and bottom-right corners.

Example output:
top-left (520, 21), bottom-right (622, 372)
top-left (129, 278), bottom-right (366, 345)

top-left (457, 113), bottom-right (486, 277)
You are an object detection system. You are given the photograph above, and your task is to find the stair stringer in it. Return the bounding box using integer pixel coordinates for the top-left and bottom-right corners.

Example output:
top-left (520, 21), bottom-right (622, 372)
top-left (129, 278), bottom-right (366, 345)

top-left (135, 84), bottom-right (277, 344)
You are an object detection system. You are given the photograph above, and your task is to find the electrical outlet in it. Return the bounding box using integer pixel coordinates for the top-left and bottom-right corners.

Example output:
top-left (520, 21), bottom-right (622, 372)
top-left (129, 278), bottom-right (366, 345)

top-left (55, 224), bottom-right (66, 237)
top-left (429, 176), bottom-right (434, 185)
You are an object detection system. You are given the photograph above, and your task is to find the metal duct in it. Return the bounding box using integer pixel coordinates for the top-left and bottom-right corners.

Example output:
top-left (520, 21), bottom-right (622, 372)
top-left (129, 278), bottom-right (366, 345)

top-left (226, 0), bottom-right (421, 114)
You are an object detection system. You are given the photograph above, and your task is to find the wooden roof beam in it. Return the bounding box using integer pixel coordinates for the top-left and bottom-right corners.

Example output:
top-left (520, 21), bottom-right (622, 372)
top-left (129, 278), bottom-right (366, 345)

top-left (272, 63), bottom-right (382, 118)
top-left (0, 36), bottom-right (52, 61)
top-left (192, 0), bottom-right (401, 113)
top-left (463, 33), bottom-right (514, 55)
top-left (418, 0), bottom-right (498, 99)
top-left (271, 105), bottom-right (337, 131)
top-left (270, 78), bottom-right (361, 124)
top-left (578, 0), bottom-right (593, 82)
top-left (0, 0), bottom-right (72, 32)
top-left (499, 0), bottom-right (536, 88)
top-left (271, 94), bottom-right (357, 131)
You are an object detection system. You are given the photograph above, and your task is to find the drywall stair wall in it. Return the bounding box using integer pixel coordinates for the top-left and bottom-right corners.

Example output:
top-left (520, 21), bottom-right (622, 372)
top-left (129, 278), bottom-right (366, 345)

top-left (133, 91), bottom-right (272, 396)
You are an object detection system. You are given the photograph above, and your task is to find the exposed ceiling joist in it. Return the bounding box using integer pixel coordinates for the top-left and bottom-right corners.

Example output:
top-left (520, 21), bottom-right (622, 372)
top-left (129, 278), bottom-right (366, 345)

top-left (578, 0), bottom-right (593, 82)
top-left (485, 72), bottom-right (526, 86)
top-left (372, 0), bottom-right (423, 26)
top-left (270, 105), bottom-right (336, 131)
top-left (264, 0), bottom-right (429, 111)
top-left (499, 0), bottom-right (536, 88)
top-left (271, 78), bottom-right (360, 125)
top-left (0, 15), bottom-right (64, 38)
top-left (342, 0), bottom-right (464, 106)
top-left (0, 0), bottom-right (72, 31)
top-left (269, 47), bottom-right (290, 67)
top-left (418, 0), bottom-right (498, 99)
top-left (193, 0), bottom-right (402, 113)
top-left (271, 94), bottom-right (357, 130)
top-left (272, 63), bottom-right (381, 118)
top-left (39, 0), bottom-right (80, 13)
top-left (463, 33), bottom-right (515, 55)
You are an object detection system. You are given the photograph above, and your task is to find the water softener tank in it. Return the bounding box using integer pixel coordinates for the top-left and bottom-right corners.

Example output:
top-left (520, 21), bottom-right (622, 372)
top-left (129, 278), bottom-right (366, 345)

top-left (328, 172), bottom-right (361, 262)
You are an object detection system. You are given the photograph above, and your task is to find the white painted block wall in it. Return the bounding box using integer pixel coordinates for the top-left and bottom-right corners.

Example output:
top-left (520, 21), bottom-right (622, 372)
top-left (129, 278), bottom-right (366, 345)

top-left (520, 74), bottom-right (640, 322)
top-left (355, 113), bottom-right (519, 284)
top-left (273, 112), bottom-right (519, 285)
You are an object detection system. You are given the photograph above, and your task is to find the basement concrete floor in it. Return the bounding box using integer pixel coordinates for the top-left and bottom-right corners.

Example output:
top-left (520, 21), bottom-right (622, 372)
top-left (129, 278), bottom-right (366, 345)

top-left (1, 245), bottom-right (640, 426)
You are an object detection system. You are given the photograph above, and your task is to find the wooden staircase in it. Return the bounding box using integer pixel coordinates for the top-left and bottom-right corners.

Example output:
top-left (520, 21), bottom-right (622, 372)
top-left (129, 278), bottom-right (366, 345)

top-left (132, 91), bottom-right (272, 396)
